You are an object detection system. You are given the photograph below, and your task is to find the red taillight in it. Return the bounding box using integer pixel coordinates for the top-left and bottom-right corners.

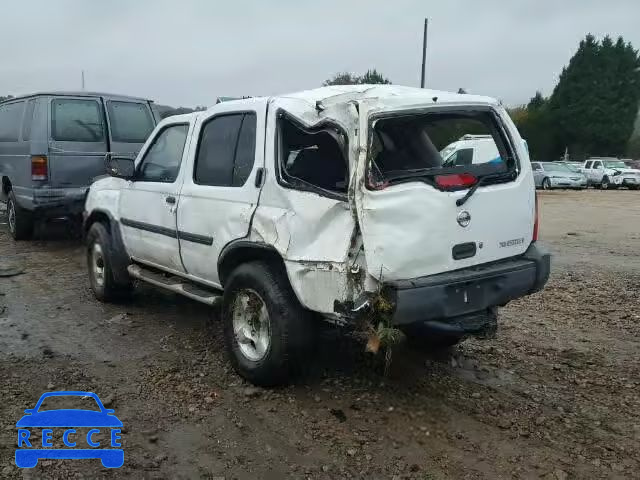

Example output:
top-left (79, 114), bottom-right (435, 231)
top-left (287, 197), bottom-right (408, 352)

top-left (532, 193), bottom-right (539, 241)
top-left (435, 173), bottom-right (477, 190)
top-left (31, 155), bottom-right (48, 181)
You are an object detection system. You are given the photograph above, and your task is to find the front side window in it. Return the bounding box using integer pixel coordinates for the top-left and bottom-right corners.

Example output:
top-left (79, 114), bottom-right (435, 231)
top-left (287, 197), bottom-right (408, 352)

top-left (107, 101), bottom-right (155, 143)
top-left (0, 101), bottom-right (25, 142)
top-left (51, 98), bottom-right (105, 142)
top-left (137, 124), bottom-right (188, 183)
top-left (593, 161), bottom-right (602, 169)
top-left (194, 113), bottom-right (257, 187)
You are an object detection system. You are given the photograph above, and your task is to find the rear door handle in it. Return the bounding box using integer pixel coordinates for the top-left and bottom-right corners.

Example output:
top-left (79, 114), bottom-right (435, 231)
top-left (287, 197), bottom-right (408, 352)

top-left (165, 196), bottom-right (176, 205)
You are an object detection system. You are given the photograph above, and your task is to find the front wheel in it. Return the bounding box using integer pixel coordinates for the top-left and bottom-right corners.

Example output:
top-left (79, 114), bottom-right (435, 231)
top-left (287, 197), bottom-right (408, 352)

top-left (7, 190), bottom-right (33, 240)
top-left (86, 222), bottom-right (132, 302)
top-left (541, 178), bottom-right (552, 190)
top-left (601, 176), bottom-right (611, 190)
top-left (223, 261), bottom-right (314, 386)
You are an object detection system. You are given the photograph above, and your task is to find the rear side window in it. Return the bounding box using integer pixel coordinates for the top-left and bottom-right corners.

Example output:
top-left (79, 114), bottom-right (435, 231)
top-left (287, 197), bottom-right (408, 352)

top-left (107, 101), bottom-right (154, 143)
top-left (51, 98), bottom-right (105, 142)
top-left (0, 101), bottom-right (25, 141)
top-left (21, 99), bottom-right (37, 141)
top-left (194, 113), bottom-right (256, 187)
top-left (137, 124), bottom-right (189, 183)
top-left (584, 161), bottom-right (592, 169)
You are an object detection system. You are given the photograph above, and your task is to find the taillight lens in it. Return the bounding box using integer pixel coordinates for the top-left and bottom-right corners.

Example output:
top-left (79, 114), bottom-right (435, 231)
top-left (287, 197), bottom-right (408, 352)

top-left (31, 155), bottom-right (48, 181)
top-left (532, 193), bottom-right (539, 241)
top-left (435, 173), bottom-right (477, 190)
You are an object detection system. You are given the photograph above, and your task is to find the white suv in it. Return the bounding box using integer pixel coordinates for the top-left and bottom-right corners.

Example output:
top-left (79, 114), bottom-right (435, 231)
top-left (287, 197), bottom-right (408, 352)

top-left (83, 85), bottom-right (550, 386)
top-left (582, 158), bottom-right (640, 189)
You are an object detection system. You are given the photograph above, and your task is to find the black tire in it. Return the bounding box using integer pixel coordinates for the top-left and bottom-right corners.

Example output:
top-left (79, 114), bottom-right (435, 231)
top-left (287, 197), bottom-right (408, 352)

top-left (86, 222), bottom-right (132, 302)
top-left (222, 261), bottom-right (314, 386)
top-left (629, 185), bottom-right (639, 191)
top-left (7, 190), bottom-right (34, 240)
top-left (601, 176), bottom-right (611, 190)
top-left (541, 177), bottom-right (551, 190)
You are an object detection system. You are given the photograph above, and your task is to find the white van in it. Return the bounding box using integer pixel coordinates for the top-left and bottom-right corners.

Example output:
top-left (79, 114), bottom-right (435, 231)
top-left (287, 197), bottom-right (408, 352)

top-left (440, 134), bottom-right (502, 167)
top-left (83, 85), bottom-right (550, 385)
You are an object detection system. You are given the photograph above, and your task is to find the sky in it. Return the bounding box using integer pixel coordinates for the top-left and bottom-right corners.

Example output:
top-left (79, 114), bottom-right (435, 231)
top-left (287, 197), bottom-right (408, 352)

top-left (1, 0), bottom-right (639, 108)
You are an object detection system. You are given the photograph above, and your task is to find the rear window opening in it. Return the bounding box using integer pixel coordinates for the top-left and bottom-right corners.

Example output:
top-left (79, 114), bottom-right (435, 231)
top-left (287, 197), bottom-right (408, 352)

top-left (278, 114), bottom-right (348, 197)
top-left (368, 109), bottom-right (516, 190)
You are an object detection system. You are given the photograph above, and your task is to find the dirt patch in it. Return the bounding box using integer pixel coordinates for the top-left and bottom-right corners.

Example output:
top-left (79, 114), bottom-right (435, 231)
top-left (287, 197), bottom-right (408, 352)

top-left (0, 190), bottom-right (639, 479)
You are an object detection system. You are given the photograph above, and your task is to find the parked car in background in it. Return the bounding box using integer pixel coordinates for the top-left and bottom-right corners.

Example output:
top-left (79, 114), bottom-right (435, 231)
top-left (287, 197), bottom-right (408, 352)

top-left (623, 159), bottom-right (640, 170)
top-left (0, 92), bottom-right (158, 239)
top-left (531, 161), bottom-right (587, 190)
top-left (582, 158), bottom-right (640, 189)
top-left (83, 85), bottom-right (550, 386)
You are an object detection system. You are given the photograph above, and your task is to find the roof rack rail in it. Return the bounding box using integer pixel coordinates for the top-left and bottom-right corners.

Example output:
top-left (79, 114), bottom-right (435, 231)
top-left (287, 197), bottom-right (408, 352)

top-left (460, 134), bottom-right (493, 141)
top-left (216, 96), bottom-right (253, 104)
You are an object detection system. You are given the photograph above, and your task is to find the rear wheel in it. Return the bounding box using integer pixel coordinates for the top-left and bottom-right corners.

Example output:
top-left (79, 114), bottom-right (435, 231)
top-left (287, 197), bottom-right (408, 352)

top-left (86, 222), bottom-right (132, 302)
top-left (541, 178), bottom-right (551, 190)
top-left (223, 261), bottom-right (314, 386)
top-left (7, 190), bottom-right (33, 240)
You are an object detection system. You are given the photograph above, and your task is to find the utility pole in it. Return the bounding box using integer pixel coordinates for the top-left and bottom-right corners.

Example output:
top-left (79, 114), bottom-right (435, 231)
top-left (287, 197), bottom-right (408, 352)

top-left (81, 70), bottom-right (85, 91)
top-left (420, 18), bottom-right (428, 88)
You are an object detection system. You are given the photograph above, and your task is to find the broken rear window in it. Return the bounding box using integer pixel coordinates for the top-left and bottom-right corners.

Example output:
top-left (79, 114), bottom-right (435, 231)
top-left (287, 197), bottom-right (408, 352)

top-left (278, 114), bottom-right (348, 197)
top-left (368, 109), bottom-right (515, 188)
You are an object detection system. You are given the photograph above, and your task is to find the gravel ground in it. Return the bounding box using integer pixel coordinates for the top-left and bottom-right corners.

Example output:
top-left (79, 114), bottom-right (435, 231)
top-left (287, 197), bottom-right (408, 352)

top-left (0, 189), bottom-right (638, 479)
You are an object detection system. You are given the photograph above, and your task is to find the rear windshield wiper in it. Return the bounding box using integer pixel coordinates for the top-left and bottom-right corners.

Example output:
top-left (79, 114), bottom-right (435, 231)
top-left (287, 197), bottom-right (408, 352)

top-left (456, 171), bottom-right (514, 207)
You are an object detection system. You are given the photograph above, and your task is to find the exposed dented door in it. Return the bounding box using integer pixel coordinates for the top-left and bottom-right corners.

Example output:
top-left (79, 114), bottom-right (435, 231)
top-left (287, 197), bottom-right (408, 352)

top-left (354, 101), bottom-right (536, 282)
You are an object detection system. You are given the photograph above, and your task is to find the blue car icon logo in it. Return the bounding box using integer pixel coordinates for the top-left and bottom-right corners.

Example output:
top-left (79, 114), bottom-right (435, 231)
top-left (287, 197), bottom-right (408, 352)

top-left (15, 391), bottom-right (123, 468)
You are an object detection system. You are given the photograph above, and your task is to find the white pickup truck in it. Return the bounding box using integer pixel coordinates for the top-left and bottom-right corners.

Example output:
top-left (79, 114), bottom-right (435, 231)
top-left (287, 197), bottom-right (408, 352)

top-left (83, 85), bottom-right (550, 385)
top-left (582, 158), bottom-right (640, 189)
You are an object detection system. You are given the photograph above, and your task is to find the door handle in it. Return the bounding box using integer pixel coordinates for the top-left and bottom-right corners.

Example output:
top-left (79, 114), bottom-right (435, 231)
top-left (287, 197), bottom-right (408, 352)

top-left (165, 196), bottom-right (176, 205)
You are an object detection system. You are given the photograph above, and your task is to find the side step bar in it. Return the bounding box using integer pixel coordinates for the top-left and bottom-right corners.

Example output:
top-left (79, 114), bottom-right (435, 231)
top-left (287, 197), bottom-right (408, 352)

top-left (127, 264), bottom-right (222, 306)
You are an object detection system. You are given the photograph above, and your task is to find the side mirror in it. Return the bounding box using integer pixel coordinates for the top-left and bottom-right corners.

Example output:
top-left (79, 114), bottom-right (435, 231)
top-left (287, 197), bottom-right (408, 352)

top-left (105, 155), bottom-right (136, 179)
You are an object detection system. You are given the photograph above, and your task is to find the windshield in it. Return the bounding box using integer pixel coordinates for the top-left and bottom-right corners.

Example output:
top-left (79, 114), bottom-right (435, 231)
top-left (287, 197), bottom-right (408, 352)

top-left (369, 110), bottom-right (512, 186)
top-left (565, 164), bottom-right (581, 172)
top-left (37, 395), bottom-right (101, 412)
top-left (604, 160), bottom-right (627, 169)
top-left (545, 163), bottom-right (571, 173)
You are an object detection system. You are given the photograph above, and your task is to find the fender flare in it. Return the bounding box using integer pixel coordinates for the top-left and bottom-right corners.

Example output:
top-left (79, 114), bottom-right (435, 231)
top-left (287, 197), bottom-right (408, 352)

top-left (83, 209), bottom-right (131, 284)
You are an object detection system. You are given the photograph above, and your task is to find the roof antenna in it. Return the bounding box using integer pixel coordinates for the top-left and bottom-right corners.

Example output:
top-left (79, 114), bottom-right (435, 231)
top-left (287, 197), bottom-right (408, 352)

top-left (81, 70), bottom-right (85, 91)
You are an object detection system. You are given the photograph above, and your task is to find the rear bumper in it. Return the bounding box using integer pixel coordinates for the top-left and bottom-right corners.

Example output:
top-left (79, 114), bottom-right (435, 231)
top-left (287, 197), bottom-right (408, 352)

top-left (387, 242), bottom-right (551, 328)
top-left (14, 186), bottom-right (88, 217)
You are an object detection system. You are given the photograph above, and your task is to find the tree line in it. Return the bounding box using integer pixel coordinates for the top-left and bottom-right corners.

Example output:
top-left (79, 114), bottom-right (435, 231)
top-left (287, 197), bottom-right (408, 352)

top-left (510, 34), bottom-right (640, 161)
top-left (323, 35), bottom-right (640, 161)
